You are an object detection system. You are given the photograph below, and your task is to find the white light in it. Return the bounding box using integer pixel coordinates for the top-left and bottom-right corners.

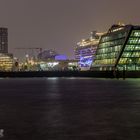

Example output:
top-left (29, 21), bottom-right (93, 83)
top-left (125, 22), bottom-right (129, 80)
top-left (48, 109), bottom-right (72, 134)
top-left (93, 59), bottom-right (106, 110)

top-left (48, 62), bottom-right (59, 67)
top-left (25, 54), bottom-right (29, 58)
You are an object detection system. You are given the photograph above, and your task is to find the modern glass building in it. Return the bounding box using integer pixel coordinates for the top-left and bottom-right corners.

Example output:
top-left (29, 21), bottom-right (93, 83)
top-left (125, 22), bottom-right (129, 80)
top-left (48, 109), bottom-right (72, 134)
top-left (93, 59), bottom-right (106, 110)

top-left (91, 24), bottom-right (140, 71)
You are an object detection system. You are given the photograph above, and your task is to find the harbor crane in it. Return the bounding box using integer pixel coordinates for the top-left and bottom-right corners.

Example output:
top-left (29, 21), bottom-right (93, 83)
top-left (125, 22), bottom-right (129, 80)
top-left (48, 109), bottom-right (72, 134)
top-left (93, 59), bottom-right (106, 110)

top-left (14, 47), bottom-right (42, 59)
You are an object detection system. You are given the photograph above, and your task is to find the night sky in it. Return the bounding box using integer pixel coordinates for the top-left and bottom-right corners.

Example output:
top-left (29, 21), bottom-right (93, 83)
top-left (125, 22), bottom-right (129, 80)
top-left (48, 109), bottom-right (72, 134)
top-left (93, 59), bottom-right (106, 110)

top-left (0, 0), bottom-right (140, 59)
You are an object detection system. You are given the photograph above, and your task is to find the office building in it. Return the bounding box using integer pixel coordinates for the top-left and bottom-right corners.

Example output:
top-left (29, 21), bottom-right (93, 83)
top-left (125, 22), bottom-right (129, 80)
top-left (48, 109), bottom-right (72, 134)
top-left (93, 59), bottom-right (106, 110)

top-left (0, 27), bottom-right (8, 53)
top-left (91, 24), bottom-right (140, 71)
top-left (0, 27), bottom-right (14, 71)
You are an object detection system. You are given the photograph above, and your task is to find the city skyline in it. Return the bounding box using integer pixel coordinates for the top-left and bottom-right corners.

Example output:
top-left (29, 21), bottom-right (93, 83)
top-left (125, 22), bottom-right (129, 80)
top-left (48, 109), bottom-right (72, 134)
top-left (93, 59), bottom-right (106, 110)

top-left (0, 0), bottom-right (140, 59)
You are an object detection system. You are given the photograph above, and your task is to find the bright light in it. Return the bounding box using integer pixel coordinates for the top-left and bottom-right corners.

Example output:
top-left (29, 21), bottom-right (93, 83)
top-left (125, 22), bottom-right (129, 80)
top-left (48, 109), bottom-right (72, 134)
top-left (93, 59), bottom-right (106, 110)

top-left (48, 62), bottom-right (59, 67)
top-left (25, 54), bottom-right (29, 58)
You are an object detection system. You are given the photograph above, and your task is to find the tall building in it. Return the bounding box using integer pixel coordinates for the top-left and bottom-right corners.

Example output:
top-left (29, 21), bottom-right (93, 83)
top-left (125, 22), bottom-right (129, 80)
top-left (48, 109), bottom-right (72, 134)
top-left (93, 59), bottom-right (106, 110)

top-left (91, 24), bottom-right (140, 71)
top-left (0, 27), bottom-right (14, 71)
top-left (0, 27), bottom-right (8, 53)
top-left (75, 31), bottom-right (104, 70)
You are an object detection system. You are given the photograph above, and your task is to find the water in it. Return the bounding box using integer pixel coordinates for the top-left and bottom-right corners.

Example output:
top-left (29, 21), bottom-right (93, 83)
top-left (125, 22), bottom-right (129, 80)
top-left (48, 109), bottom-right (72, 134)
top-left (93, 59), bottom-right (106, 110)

top-left (0, 78), bottom-right (140, 140)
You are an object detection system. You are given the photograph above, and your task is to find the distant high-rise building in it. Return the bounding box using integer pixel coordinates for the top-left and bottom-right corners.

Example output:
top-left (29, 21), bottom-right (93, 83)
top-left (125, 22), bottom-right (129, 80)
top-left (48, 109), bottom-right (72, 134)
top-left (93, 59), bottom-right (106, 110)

top-left (0, 27), bottom-right (8, 53)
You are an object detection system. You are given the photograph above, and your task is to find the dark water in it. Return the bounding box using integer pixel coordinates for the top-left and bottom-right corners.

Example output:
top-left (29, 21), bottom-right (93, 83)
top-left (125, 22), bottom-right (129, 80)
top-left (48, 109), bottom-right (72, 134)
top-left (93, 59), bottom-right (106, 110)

top-left (0, 78), bottom-right (140, 140)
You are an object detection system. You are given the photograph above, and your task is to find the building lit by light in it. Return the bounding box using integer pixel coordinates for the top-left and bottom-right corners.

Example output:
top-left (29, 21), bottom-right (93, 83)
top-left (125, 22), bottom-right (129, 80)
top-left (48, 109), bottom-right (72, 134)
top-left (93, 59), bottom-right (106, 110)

top-left (75, 31), bottom-right (104, 70)
top-left (91, 24), bottom-right (140, 71)
top-left (0, 27), bottom-right (14, 71)
top-left (0, 53), bottom-right (13, 71)
top-left (38, 60), bottom-right (78, 71)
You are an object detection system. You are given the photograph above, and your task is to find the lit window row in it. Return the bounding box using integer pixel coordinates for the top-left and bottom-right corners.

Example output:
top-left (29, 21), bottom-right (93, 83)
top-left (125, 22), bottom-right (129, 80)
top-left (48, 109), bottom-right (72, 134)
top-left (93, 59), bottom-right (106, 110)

top-left (125, 45), bottom-right (140, 51)
top-left (128, 38), bottom-right (140, 44)
top-left (101, 32), bottom-right (126, 43)
top-left (119, 58), bottom-right (128, 64)
top-left (95, 52), bottom-right (118, 60)
top-left (99, 38), bottom-right (124, 48)
top-left (94, 59), bottom-right (116, 65)
top-left (97, 45), bottom-right (121, 54)
top-left (131, 30), bottom-right (140, 37)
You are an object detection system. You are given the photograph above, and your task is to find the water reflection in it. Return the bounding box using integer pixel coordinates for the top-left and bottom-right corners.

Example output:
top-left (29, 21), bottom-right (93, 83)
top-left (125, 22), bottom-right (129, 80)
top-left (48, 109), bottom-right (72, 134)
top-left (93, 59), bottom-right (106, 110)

top-left (0, 78), bottom-right (140, 139)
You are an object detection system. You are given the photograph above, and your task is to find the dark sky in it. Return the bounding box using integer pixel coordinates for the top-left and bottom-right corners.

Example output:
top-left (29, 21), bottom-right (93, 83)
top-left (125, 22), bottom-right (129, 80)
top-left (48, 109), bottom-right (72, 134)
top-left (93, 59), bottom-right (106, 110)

top-left (0, 0), bottom-right (140, 59)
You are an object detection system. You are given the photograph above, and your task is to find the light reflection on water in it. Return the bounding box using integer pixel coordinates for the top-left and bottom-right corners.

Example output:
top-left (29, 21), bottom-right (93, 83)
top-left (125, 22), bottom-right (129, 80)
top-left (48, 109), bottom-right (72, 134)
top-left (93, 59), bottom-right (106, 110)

top-left (0, 78), bottom-right (140, 139)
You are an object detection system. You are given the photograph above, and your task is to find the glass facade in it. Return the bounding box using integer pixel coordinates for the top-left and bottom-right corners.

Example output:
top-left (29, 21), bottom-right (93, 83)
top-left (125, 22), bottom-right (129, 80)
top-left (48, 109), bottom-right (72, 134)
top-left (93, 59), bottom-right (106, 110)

top-left (91, 24), bottom-right (140, 71)
top-left (118, 30), bottom-right (140, 70)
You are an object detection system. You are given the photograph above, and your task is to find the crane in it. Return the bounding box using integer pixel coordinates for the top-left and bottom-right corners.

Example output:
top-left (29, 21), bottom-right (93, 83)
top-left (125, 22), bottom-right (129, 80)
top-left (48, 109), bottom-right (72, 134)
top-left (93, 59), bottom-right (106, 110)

top-left (14, 47), bottom-right (42, 59)
top-left (15, 47), bottom-right (42, 52)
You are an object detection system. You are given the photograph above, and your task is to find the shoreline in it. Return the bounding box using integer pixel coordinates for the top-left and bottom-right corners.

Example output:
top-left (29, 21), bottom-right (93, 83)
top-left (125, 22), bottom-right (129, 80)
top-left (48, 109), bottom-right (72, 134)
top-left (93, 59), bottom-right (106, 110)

top-left (0, 70), bottom-right (139, 78)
